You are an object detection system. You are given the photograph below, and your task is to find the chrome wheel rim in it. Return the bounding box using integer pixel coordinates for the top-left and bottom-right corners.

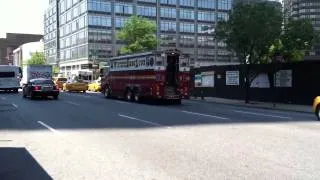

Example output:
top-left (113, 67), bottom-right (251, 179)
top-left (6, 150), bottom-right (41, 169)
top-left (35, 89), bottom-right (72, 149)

top-left (104, 88), bottom-right (109, 97)
top-left (134, 95), bottom-right (139, 102)
top-left (127, 92), bottom-right (132, 101)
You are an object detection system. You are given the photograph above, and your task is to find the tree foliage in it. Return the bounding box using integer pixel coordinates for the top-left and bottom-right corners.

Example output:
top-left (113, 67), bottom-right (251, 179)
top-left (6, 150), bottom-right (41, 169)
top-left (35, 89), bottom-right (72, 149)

top-left (215, 2), bottom-right (283, 103)
top-left (52, 66), bottom-right (60, 74)
top-left (215, 2), bottom-right (283, 65)
top-left (269, 19), bottom-right (318, 62)
top-left (117, 16), bottom-right (158, 54)
top-left (25, 52), bottom-right (46, 65)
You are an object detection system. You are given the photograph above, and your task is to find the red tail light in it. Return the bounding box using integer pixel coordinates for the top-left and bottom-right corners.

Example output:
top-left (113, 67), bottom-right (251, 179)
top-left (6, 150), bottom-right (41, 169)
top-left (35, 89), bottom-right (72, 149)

top-left (33, 86), bottom-right (41, 91)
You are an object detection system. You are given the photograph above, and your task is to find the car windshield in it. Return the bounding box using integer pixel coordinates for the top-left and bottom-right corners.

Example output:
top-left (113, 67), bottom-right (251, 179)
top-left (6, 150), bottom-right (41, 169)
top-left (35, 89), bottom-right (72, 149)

top-left (32, 79), bottom-right (54, 85)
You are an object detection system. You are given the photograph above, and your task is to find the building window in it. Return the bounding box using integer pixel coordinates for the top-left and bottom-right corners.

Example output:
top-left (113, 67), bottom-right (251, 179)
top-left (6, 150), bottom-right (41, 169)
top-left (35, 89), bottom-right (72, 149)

top-left (160, 21), bottom-right (176, 31)
top-left (72, 21), bottom-right (77, 32)
top-left (80, 1), bottom-right (87, 14)
top-left (72, 34), bottom-right (77, 45)
top-left (198, 0), bottom-right (215, 9)
top-left (73, 7), bottom-right (79, 19)
top-left (160, 34), bottom-right (177, 46)
top-left (88, 0), bottom-right (111, 13)
top-left (60, 0), bottom-right (66, 13)
top-left (73, 0), bottom-right (79, 5)
top-left (137, 6), bottom-right (156, 17)
top-left (217, 12), bottom-right (229, 21)
top-left (160, 0), bottom-right (176, 5)
top-left (138, 0), bottom-right (157, 3)
top-left (116, 17), bottom-right (128, 28)
top-left (66, 11), bottom-right (72, 22)
top-left (115, 3), bottom-right (133, 14)
top-left (198, 24), bottom-right (214, 34)
top-left (180, 23), bottom-right (195, 33)
top-left (180, 9), bottom-right (195, 20)
top-left (218, 0), bottom-right (232, 10)
top-left (88, 15), bottom-right (112, 27)
top-left (71, 48), bottom-right (78, 59)
top-left (180, 35), bottom-right (194, 48)
top-left (198, 11), bottom-right (215, 22)
top-left (160, 7), bottom-right (176, 18)
top-left (180, 0), bottom-right (194, 7)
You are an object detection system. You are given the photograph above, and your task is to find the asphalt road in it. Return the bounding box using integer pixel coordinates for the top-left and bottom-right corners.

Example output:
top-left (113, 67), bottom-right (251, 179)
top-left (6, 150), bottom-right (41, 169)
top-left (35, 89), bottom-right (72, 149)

top-left (0, 91), bottom-right (320, 180)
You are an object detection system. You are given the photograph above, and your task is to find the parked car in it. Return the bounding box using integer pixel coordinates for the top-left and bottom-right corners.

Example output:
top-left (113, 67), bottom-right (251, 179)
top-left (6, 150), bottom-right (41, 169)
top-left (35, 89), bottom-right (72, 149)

top-left (313, 96), bottom-right (320, 120)
top-left (22, 78), bottom-right (59, 100)
top-left (62, 80), bottom-right (88, 93)
top-left (53, 77), bottom-right (67, 89)
top-left (88, 79), bottom-right (101, 92)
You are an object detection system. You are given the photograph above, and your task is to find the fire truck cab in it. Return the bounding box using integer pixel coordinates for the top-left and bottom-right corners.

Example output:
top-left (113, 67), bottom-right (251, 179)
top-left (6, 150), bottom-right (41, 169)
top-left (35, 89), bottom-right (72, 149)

top-left (101, 49), bottom-right (190, 104)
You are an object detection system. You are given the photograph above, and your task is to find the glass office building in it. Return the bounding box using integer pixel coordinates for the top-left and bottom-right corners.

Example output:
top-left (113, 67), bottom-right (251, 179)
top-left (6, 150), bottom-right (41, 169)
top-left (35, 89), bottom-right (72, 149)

top-left (44, 0), bottom-right (59, 66)
top-left (44, 0), bottom-right (235, 74)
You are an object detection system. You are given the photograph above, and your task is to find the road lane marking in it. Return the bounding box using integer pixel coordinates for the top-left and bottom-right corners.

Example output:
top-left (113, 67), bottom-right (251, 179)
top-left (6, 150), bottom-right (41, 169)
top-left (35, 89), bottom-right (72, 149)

top-left (12, 103), bottom-right (18, 109)
top-left (65, 101), bottom-right (80, 106)
top-left (118, 114), bottom-right (163, 127)
top-left (181, 110), bottom-right (230, 120)
top-left (233, 110), bottom-right (293, 119)
top-left (38, 121), bottom-right (60, 134)
top-left (115, 101), bottom-right (131, 105)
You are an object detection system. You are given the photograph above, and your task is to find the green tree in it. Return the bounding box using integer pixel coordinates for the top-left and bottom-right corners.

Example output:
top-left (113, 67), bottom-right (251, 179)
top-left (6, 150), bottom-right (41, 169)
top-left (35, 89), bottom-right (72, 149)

top-left (269, 19), bottom-right (318, 62)
top-left (52, 66), bottom-right (60, 74)
top-left (215, 2), bottom-right (283, 103)
top-left (117, 16), bottom-right (158, 54)
top-left (25, 52), bottom-right (46, 65)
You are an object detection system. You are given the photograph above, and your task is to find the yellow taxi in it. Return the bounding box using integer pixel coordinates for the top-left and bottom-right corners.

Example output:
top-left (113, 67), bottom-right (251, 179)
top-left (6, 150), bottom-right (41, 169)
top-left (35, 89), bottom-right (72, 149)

top-left (313, 96), bottom-right (320, 120)
top-left (88, 79), bottom-right (101, 92)
top-left (53, 77), bottom-right (67, 89)
top-left (62, 79), bottom-right (88, 93)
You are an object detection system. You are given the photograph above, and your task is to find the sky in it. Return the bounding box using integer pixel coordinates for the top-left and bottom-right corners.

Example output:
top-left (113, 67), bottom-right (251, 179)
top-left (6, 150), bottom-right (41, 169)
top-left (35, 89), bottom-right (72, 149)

top-left (0, 0), bottom-right (48, 38)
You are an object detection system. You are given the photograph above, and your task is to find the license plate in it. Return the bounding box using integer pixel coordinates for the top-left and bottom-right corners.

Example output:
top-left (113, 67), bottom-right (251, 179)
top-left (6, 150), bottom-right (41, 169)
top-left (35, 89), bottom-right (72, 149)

top-left (42, 86), bottom-right (52, 91)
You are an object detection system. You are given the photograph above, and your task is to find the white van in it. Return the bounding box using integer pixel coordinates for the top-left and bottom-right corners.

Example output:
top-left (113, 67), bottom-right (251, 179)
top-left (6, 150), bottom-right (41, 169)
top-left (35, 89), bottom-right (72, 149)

top-left (0, 65), bottom-right (22, 93)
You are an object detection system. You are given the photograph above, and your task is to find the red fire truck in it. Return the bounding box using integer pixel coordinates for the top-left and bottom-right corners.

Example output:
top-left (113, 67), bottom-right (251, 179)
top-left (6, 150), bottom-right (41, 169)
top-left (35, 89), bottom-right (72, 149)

top-left (101, 49), bottom-right (190, 104)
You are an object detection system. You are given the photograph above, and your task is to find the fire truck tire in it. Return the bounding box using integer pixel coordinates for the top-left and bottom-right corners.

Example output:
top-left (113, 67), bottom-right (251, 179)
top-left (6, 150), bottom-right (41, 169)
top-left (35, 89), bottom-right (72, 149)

top-left (104, 87), bottom-right (111, 98)
top-left (134, 93), bottom-right (141, 102)
top-left (125, 90), bottom-right (133, 101)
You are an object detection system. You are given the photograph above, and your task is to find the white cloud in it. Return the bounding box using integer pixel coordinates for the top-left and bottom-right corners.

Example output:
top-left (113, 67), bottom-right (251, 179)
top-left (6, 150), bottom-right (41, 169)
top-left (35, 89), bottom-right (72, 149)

top-left (0, 0), bottom-right (48, 38)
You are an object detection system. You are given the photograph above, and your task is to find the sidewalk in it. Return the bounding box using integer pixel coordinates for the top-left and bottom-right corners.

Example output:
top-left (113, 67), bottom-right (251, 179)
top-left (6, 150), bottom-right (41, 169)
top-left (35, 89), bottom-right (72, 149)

top-left (190, 97), bottom-right (313, 113)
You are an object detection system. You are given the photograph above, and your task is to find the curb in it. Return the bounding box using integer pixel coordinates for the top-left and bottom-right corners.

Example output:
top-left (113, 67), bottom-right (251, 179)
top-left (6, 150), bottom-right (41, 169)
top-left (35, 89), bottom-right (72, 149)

top-left (189, 98), bottom-right (312, 114)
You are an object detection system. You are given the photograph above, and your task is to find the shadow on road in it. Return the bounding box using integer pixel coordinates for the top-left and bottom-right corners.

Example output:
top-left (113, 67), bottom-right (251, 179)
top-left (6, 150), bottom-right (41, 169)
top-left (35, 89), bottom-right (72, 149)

top-left (0, 147), bottom-right (53, 180)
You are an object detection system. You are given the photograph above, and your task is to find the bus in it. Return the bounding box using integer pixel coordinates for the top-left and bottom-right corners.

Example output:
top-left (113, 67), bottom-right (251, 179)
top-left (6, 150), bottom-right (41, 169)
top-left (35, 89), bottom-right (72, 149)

top-left (101, 49), bottom-right (191, 104)
top-left (0, 65), bottom-right (22, 93)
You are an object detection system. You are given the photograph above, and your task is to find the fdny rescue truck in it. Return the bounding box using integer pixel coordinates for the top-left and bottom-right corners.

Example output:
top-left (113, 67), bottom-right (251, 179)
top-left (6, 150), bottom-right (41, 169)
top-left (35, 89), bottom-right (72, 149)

top-left (101, 49), bottom-right (190, 104)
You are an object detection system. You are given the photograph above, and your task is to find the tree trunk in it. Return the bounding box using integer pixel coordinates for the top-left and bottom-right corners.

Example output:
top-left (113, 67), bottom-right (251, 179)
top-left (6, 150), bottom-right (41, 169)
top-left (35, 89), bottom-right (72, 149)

top-left (244, 63), bottom-right (251, 104)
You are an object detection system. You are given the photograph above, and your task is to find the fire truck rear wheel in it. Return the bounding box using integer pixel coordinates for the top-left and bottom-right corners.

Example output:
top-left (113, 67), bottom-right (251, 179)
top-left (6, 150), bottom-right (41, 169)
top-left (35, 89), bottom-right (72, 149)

top-left (104, 87), bottom-right (111, 98)
top-left (134, 93), bottom-right (141, 102)
top-left (125, 90), bottom-right (133, 101)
